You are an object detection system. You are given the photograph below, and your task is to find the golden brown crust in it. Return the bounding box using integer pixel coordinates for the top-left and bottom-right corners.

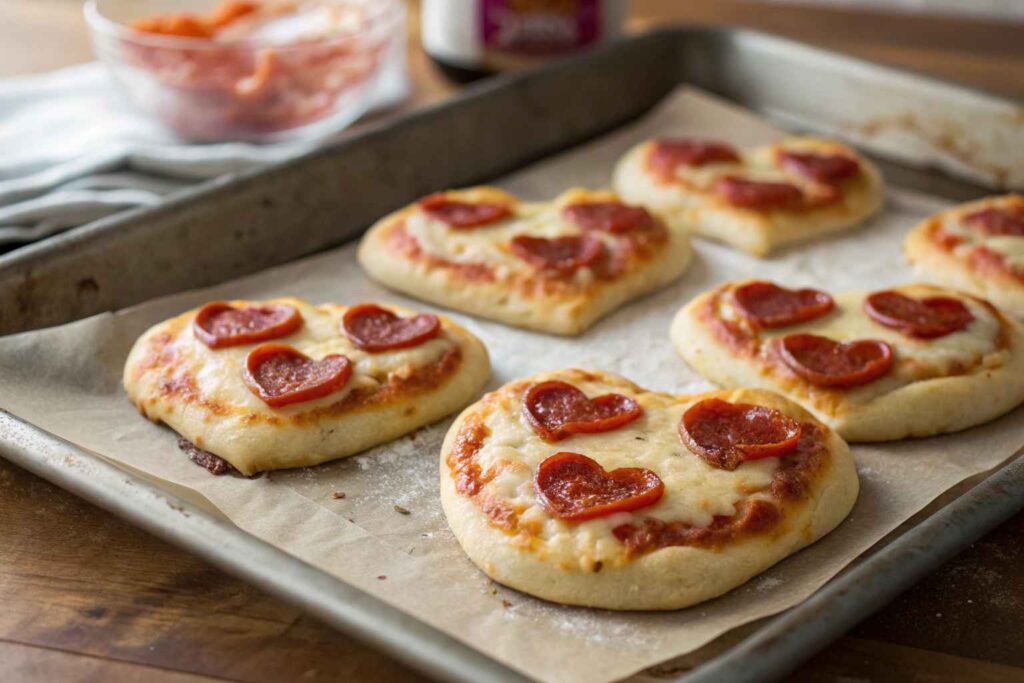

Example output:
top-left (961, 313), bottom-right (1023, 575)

top-left (124, 298), bottom-right (492, 474)
top-left (382, 207), bottom-right (671, 300)
top-left (358, 186), bottom-right (693, 335)
top-left (444, 371), bottom-right (831, 559)
top-left (695, 282), bottom-right (1012, 409)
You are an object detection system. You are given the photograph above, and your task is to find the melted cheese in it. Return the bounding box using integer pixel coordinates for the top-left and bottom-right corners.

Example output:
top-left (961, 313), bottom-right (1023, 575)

top-left (670, 138), bottom-right (856, 202)
top-left (939, 204), bottom-right (1024, 274)
top-left (718, 285), bottom-right (1005, 402)
top-left (167, 298), bottom-right (454, 416)
top-left (473, 376), bottom-right (780, 568)
top-left (403, 192), bottom-right (620, 284)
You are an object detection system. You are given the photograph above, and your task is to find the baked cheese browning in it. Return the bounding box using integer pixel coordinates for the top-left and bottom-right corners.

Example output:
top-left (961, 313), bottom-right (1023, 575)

top-left (130, 300), bottom-right (465, 426)
top-left (696, 282), bottom-right (1009, 401)
top-left (382, 187), bottom-right (670, 293)
top-left (642, 137), bottom-right (867, 211)
top-left (613, 135), bottom-right (884, 257)
top-left (360, 185), bottom-right (692, 336)
top-left (444, 370), bottom-right (834, 564)
top-left (125, 297), bottom-right (491, 474)
top-left (904, 196), bottom-right (1024, 319)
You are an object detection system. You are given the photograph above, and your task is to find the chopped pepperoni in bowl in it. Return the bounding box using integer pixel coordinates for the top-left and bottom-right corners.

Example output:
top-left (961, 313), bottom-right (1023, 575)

top-left (85, 0), bottom-right (403, 141)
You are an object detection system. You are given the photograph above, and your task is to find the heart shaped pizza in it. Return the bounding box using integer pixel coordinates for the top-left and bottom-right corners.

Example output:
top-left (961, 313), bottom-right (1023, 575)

top-left (672, 280), bottom-right (1024, 442)
top-left (612, 136), bottom-right (883, 256)
top-left (905, 194), bottom-right (1024, 318)
top-left (357, 187), bottom-right (692, 335)
top-left (124, 298), bottom-right (490, 475)
top-left (439, 369), bottom-right (857, 610)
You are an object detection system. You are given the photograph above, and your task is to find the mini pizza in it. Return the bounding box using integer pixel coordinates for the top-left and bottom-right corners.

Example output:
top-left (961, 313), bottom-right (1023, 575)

top-left (672, 280), bottom-right (1024, 442)
top-left (124, 298), bottom-right (490, 475)
top-left (905, 194), bottom-right (1024, 317)
top-left (440, 369), bottom-right (857, 610)
top-left (356, 187), bottom-right (692, 335)
top-left (612, 136), bottom-right (884, 256)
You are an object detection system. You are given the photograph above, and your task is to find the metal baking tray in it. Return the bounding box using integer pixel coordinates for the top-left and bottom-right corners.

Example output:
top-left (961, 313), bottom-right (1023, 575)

top-left (1, 27), bottom-right (1023, 683)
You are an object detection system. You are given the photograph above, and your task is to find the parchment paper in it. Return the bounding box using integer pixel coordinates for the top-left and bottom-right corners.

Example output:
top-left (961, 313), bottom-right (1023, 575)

top-left (2, 88), bottom-right (1023, 683)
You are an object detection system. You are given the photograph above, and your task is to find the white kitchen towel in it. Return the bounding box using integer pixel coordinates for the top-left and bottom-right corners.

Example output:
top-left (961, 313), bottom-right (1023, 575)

top-left (0, 43), bottom-right (410, 249)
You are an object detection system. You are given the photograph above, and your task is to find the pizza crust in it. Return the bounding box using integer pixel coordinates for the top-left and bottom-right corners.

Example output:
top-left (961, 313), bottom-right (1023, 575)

top-left (672, 282), bottom-right (1024, 442)
top-left (124, 298), bottom-right (490, 475)
top-left (357, 187), bottom-right (692, 336)
top-left (612, 136), bottom-right (884, 256)
top-left (439, 369), bottom-right (858, 610)
top-left (904, 195), bottom-right (1024, 318)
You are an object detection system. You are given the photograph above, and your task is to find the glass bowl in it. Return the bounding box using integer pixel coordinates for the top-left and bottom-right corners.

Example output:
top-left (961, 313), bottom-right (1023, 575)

top-left (85, 0), bottom-right (404, 142)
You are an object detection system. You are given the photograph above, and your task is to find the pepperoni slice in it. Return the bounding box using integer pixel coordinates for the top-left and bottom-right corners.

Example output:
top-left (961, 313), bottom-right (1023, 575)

top-left (509, 234), bottom-right (604, 274)
top-left (243, 344), bottom-right (352, 408)
top-left (648, 139), bottom-right (740, 180)
top-left (523, 380), bottom-right (643, 442)
top-left (193, 302), bottom-right (302, 349)
top-left (779, 334), bottom-right (893, 388)
top-left (419, 194), bottom-right (511, 229)
top-left (563, 202), bottom-right (654, 234)
top-left (963, 207), bottom-right (1024, 237)
top-left (864, 290), bottom-right (973, 339)
top-left (778, 151), bottom-right (860, 183)
top-left (342, 304), bottom-right (440, 352)
top-left (679, 398), bottom-right (802, 471)
top-left (732, 281), bottom-right (834, 329)
top-left (714, 176), bottom-right (804, 209)
top-left (534, 452), bottom-right (664, 522)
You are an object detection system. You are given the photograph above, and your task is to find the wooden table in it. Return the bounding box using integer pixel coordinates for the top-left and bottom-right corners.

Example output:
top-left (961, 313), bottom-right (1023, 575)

top-left (2, 2), bottom-right (1024, 681)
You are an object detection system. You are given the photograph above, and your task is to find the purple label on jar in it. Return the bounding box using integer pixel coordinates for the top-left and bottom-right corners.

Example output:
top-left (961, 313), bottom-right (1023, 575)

top-left (480, 0), bottom-right (601, 56)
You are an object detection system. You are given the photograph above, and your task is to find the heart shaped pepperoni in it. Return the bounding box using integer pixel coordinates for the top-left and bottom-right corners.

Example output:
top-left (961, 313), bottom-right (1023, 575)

top-left (419, 194), bottom-right (511, 229)
top-left (342, 304), bottom-right (440, 352)
top-left (779, 334), bottom-right (893, 388)
top-left (963, 206), bottom-right (1024, 237)
top-left (679, 398), bottom-right (802, 471)
top-left (509, 234), bottom-right (604, 274)
top-left (714, 176), bottom-right (804, 209)
top-left (648, 138), bottom-right (740, 180)
top-left (193, 302), bottom-right (302, 349)
top-left (563, 202), bottom-right (654, 234)
top-left (778, 151), bottom-right (860, 183)
top-left (864, 290), bottom-right (974, 339)
top-left (733, 281), bottom-right (834, 329)
top-left (243, 344), bottom-right (352, 408)
top-left (523, 380), bottom-right (643, 442)
top-left (534, 452), bottom-right (664, 522)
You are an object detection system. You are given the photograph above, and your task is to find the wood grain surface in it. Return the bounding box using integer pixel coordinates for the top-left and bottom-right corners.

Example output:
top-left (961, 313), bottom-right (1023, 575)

top-left (1, 1), bottom-right (1023, 682)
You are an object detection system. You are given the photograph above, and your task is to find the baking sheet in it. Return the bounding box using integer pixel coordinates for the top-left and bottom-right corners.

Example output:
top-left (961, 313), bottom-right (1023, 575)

top-left (1, 88), bottom-right (1022, 683)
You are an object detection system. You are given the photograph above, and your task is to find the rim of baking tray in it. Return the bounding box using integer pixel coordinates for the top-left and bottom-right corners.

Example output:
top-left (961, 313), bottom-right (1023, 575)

top-left (83, 0), bottom-right (403, 52)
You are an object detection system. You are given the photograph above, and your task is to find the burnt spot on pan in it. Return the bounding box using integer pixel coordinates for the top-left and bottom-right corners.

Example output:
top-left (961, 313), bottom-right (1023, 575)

top-left (176, 437), bottom-right (263, 478)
